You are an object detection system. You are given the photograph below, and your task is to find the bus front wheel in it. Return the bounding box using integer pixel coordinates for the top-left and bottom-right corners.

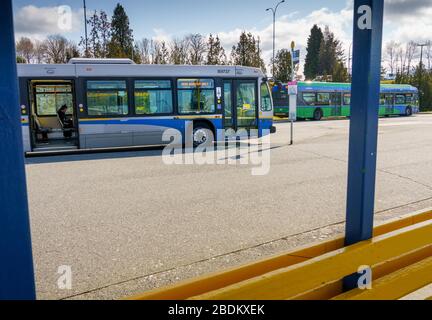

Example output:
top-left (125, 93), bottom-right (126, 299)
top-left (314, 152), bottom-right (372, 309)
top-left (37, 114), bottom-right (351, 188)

top-left (313, 109), bottom-right (323, 121)
top-left (405, 107), bottom-right (413, 117)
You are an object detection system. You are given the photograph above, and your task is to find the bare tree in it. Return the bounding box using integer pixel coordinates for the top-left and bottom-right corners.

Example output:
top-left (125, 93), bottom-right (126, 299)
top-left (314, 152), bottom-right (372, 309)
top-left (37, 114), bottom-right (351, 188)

top-left (170, 37), bottom-right (189, 65)
top-left (16, 37), bottom-right (34, 63)
top-left (45, 35), bottom-right (68, 63)
top-left (34, 40), bottom-right (48, 64)
top-left (404, 41), bottom-right (417, 76)
top-left (386, 41), bottom-right (398, 75)
top-left (45, 35), bottom-right (80, 64)
top-left (396, 42), bottom-right (403, 74)
top-left (137, 38), bottom-right (153, 64)
top-left (187, 34), bottom-right (207, 65)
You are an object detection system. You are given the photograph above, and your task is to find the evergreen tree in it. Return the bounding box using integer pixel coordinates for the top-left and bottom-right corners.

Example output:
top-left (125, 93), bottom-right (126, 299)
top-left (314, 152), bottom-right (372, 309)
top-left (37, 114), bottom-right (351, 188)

top-left (16, 56), bottom-right (27, 64)
top-left (332, 61), bottom-right (349, 82)
top-left (80, 10), bottom-right (111, 58)
top-left (230, 32), bottom-right (266, 72)
top-left (273, 49), bottom-right (292, 82)
top-left (410, 65), bottom-right (432, 111)
top-left (83, 11), bottom-right (101, 58)
top-left (396, 63), bottom-right (432, 111)
top-left (108, 4), bottom-right (134, 59)
top-left (65, 42), bottom-right (80, 62)
top-left (99, 11), bottom-right (111, 58)
top-left (304, 25), bottom-right (324, 80)
top-left (132, 43), bottom-right (142, 64)
top-left (206, 34), bottom-right (226, 65)
top-left (318, 26), bottom-right (346, 82)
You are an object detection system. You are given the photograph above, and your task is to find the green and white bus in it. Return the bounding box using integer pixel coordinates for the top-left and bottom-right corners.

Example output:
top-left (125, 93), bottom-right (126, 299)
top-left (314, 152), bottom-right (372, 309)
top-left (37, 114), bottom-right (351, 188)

top-left (272, 82), bottom-right (419, 120)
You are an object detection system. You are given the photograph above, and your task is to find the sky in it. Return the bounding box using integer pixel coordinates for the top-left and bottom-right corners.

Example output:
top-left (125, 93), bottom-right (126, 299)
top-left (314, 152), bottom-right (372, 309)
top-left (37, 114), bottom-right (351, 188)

top-left (11, 0), bottom-right (432, 73)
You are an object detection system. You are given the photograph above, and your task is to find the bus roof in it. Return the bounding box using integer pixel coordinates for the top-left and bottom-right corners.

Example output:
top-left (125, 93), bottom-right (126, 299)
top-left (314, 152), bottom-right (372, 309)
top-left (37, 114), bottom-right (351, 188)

top-left (68, 58), bottom-right (135, 65)
top-left (17, 63), bottom-right (265, 79)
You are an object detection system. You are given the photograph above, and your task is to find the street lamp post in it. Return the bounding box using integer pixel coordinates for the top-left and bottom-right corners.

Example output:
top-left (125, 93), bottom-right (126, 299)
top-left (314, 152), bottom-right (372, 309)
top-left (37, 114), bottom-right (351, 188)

top-left (83, 0), bottom-right (89, 57)
top-left (417, 43), bottom-right (427, 69)
top-left (266, 0), bottom-right (285, 78)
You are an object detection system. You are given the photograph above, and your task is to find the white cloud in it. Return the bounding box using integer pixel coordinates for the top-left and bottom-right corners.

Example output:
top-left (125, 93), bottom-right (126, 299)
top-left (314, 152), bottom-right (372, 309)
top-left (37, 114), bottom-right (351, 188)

top-left (14, 5), bottom-right (83, 41)
top-left (14, 2), bottom-right (432, 75)
top-left (384, 4), bottom-right (432, 44)
top-left (152, 28), bottom-right (172, 43)
top-left (215, 0), bottom-right (432, 76)
top-left (217, 3), bottom-right (354, 76)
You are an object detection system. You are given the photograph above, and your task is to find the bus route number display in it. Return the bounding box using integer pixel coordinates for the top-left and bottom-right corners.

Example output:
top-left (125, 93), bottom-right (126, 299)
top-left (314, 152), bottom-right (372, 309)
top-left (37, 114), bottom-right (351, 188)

top-left (178, 79), bottom-right (214, 89)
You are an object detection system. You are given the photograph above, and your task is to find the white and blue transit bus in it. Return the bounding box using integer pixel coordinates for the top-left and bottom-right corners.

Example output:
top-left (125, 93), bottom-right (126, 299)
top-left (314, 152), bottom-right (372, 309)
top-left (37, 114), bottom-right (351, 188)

top-left (272, 81), bottom-right (419, 120)
top-left (18, 59), bottom-right (275, 154)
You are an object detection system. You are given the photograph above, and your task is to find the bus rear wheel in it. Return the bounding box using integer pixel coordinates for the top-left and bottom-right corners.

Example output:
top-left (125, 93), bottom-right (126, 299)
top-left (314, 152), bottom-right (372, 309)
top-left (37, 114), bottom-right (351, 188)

top-left (405, 106), bottom-right (413, 117)
top-left (313, 109), bottom-right (323, 121)
top-left (193, 122), bottom-right (214, 148)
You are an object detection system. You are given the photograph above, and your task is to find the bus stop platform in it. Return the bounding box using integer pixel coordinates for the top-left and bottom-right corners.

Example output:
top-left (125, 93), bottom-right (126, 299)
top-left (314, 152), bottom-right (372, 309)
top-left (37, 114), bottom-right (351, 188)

top-left (130, 209), bottom-right (432, 300)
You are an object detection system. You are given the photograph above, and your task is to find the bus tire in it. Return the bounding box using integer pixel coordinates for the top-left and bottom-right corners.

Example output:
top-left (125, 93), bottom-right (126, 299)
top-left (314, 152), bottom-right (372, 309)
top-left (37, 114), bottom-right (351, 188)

top-left (405, 106), bottom-right (413, 117)
top-left (313, 109), bottom-right (323, 121)
top-left (193, 122), bottom-right (215, 148)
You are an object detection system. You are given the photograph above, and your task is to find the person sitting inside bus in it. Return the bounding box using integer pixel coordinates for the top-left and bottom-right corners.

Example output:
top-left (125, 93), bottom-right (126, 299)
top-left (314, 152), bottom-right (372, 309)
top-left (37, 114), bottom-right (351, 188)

top-left (57, 105), bottom-right (74, 138)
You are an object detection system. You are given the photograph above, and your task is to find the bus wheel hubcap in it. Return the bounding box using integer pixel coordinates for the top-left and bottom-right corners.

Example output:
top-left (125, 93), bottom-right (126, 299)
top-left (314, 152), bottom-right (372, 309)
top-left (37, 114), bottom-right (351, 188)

top-left (194, 129), bottom-right (208, 145)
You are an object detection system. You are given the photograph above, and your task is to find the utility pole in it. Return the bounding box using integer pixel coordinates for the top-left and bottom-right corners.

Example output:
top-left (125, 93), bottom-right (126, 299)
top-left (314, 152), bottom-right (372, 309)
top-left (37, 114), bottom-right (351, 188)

top-left (266, 0), bottom-right (285, 78)
top-left (417, 43), bottom-right (427, 69)
top-left (83, 0), bottom-right (89, 57)
top-left (291, 41), bottom-right (295, 81)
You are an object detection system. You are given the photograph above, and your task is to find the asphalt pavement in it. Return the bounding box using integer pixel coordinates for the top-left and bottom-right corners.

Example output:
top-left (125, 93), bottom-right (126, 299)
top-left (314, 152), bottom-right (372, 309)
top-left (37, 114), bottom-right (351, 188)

top-left (25, 114), bottom-right (432, 299)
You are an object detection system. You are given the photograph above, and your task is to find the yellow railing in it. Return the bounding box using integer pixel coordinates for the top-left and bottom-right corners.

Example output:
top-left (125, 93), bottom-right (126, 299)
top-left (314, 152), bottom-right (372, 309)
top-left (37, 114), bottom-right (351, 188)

top-left (130, 209), bottom-right (432, 300)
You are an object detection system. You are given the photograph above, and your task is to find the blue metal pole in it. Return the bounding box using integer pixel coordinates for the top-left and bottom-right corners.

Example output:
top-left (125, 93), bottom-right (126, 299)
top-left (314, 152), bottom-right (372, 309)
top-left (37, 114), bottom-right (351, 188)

top-left (343, 0), bottom-right (384, 290)
top-left (0, 0), bottom-right (36, 300)
top-left (345, 0), bottom-right (384, 246)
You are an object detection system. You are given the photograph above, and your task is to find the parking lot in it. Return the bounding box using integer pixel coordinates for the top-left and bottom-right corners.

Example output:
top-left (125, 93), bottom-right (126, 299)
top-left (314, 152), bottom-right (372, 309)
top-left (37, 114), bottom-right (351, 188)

top-left (26, 114), bottom-right (432, 300)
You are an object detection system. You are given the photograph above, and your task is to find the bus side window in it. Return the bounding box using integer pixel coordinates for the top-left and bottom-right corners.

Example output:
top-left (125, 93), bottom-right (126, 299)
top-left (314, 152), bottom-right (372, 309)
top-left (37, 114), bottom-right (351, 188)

top-left (343, 94), bottom-right (351, 106)
top-left (177, 79), bottom-right (215, 114)
top-left (395, 94), bottom-right (406, 105)
top-left (302, 93), bottom-right (316, 106)
top-left (134, 80), bottom-right (173, 115)
top-left (405, 94), bottom-right (413, 104)
top-left (379, 94), bottom-right (386, 105)
top-left (317, 92), bottom-right (330, 105)
top-left (87, 80), bottom-right (129, 116)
